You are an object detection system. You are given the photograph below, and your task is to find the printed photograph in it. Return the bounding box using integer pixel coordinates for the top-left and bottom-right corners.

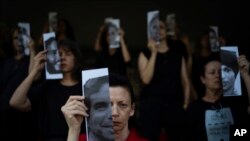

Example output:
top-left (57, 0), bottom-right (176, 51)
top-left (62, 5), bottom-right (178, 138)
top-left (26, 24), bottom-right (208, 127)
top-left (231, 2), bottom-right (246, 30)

top-left (166, 13), bottom-right (176, 36)
top-left (18, 22), bottom-right (30, 55)
top-left (81, 68), bottom-right (115, 141)
top-left (43, 32), bottom-right (62, 79)
top-left (49, 12), bottom-right (58, 32)
top-left (220, 46), bottom-right (242, 96)
top-left (106, 19), bottom-right (120, 48)
top-left (209, 26), bottom-right (220, 52)
top-left (147, 10), bottom-right (160, 44)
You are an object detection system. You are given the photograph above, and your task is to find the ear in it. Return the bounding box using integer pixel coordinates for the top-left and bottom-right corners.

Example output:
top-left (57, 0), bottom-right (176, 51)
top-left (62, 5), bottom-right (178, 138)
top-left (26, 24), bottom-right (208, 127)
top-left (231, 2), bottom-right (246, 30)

top-left (129, 103), bottom-right (135, 117)
top-left (200, 76), bottom-right (205, 85)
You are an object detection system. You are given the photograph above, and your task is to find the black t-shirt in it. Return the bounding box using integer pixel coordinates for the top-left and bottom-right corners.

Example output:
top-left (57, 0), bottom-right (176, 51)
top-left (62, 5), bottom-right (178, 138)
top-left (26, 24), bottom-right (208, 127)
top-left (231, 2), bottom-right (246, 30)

top-left (29, 80), bottom-right (86, 140)
top-left (0, 56), bottom-right (39, 141)
top-left (186, 97), bottom-right (248, 141)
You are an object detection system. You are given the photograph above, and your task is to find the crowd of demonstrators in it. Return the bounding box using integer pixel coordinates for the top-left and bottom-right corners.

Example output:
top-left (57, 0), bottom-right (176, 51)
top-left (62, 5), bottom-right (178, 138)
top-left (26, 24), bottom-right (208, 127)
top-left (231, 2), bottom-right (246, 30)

top-left (0, 10), bottom-right (249, 141)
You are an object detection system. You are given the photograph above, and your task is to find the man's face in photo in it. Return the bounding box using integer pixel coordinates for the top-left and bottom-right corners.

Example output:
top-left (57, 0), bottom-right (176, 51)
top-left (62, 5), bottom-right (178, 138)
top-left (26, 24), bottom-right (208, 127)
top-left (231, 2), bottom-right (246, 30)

top-left (47, 40), bottom-right (60, 71)
top-left (88, 82), bottom-right (114, 141)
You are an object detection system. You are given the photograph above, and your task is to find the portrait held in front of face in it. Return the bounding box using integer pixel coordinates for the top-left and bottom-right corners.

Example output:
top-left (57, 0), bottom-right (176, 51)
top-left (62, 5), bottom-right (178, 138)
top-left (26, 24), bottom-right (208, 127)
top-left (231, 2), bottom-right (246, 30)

top-left (82, 68), bottom-right (115, 141)
top-left (43, 32), bottom-right (62, 80)
top-left (220, 46), bottom-right (242, 96)
top-left (166, 13), bottom-right (176, 36)
top-left (106, 19), bottom-right (120, 49)
top-left (49, 12), bottom-right (58, 32)
top-left (147, 10), bottom-right (160, 44)
top-left (209, 26), bottom-right (220, 52)
top-left (18, 22), bottom-right (30, 55)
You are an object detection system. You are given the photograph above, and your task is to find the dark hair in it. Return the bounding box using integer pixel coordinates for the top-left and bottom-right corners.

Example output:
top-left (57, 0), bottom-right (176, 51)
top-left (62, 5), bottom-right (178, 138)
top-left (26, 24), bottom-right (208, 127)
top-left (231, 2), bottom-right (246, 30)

top-left (45, 37), bottom-right (56, 49)
top-left (220, 49), bottom-right (239, 76)
top-left (57, 18), bottom-right (76, 41)
top-left (200, 53), bottom-right (221, 77)
top-left (99, 24), bottom-right (110, 52)
top-left (109, 73), bottom-right (135, 104)
top-left (57, 38), bottom-right (83, 80)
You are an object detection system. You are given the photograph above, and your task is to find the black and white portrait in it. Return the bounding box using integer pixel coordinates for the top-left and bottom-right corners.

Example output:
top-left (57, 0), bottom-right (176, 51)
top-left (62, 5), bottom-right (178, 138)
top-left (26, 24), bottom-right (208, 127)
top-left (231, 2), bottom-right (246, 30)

top-left (18, 22), bottom-right (30, 55)
top-left (166, 13), bottom-right (176, 36)
top-left (82, 68), bottom-right (115, 141)
top-left (49, 12), bottom-right (58, 32)
top-left (220, 46), bottom-right (242, 96)
top-left (147, 10), bottom-right (160, 44)
top-left (209, 26), bottom-right (220, 52)
top-left (106, 19), bottom-right (120, 49)
top-left (43, 32), bottom-right (62, 79)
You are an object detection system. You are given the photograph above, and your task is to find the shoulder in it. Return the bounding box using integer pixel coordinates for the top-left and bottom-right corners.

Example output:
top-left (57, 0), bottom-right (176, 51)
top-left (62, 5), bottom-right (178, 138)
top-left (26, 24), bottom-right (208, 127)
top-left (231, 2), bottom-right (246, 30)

top-left (139, 48), bottom-right (151, 59)
top-left (187, 99), bottom-right (208, 113)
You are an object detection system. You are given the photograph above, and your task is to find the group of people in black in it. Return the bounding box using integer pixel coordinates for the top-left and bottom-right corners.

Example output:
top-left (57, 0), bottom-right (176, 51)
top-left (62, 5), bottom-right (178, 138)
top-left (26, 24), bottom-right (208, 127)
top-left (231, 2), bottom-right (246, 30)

top-left (0, 14), bottom-right (250, 141)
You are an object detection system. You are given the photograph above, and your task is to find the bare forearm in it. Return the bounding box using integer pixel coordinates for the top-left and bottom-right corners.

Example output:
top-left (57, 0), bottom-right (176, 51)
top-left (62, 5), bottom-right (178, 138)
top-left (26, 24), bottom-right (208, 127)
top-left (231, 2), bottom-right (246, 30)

top-left (94, 33), bottom-right (102, 51)
top-left (183, 80), bottom-right (190, 107)
top-left (242, 74), bottom-right (250, 105)
top-left (67, 127), bottom-right (81, 141)
top-left (29, 50), bottom-right (36, 74)
top-left (120, 38), bottom-right (131, 63)
top-left (140, 52), bottom-right (157, 84)
top-left (181, 58), bottom-right (190, 108)
top-left (9, 72), bottom-right (35, 111)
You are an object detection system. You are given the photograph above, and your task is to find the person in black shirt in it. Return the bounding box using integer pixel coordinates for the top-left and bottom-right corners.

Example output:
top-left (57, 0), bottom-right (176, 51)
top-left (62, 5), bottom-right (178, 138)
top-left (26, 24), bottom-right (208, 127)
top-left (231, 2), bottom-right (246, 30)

top-left (9, 38), bottom-right (85, 141)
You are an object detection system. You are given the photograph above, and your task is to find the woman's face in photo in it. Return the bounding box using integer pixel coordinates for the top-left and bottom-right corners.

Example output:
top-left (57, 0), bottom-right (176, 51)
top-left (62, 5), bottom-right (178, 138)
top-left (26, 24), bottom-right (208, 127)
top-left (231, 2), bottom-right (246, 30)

top-left (221, 64), bottom-right (236, 91)
top-left (107, 25), bottom-right (118, 45)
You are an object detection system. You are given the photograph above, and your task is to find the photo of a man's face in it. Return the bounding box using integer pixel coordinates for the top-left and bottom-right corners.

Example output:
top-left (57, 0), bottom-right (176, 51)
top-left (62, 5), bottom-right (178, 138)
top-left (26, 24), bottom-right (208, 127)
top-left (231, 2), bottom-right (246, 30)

top-left (220, 46), bottom-right (241, 96)
top-left (147, 10), bottom-right (160, 44)
top-left (43, 32), bottom-right (62, 80)
top-left (82, 68), bottom-right (114, 141)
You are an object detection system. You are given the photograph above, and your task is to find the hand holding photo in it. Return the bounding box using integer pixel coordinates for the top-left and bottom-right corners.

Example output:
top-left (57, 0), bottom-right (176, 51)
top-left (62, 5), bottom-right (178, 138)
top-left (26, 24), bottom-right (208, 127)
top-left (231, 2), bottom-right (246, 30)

top-left (220, 46), bottom-right (242, 96)
top-left (43, 32), bottom-right (62, 80)
top-left (147, 10), bottom-right (160, 44)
